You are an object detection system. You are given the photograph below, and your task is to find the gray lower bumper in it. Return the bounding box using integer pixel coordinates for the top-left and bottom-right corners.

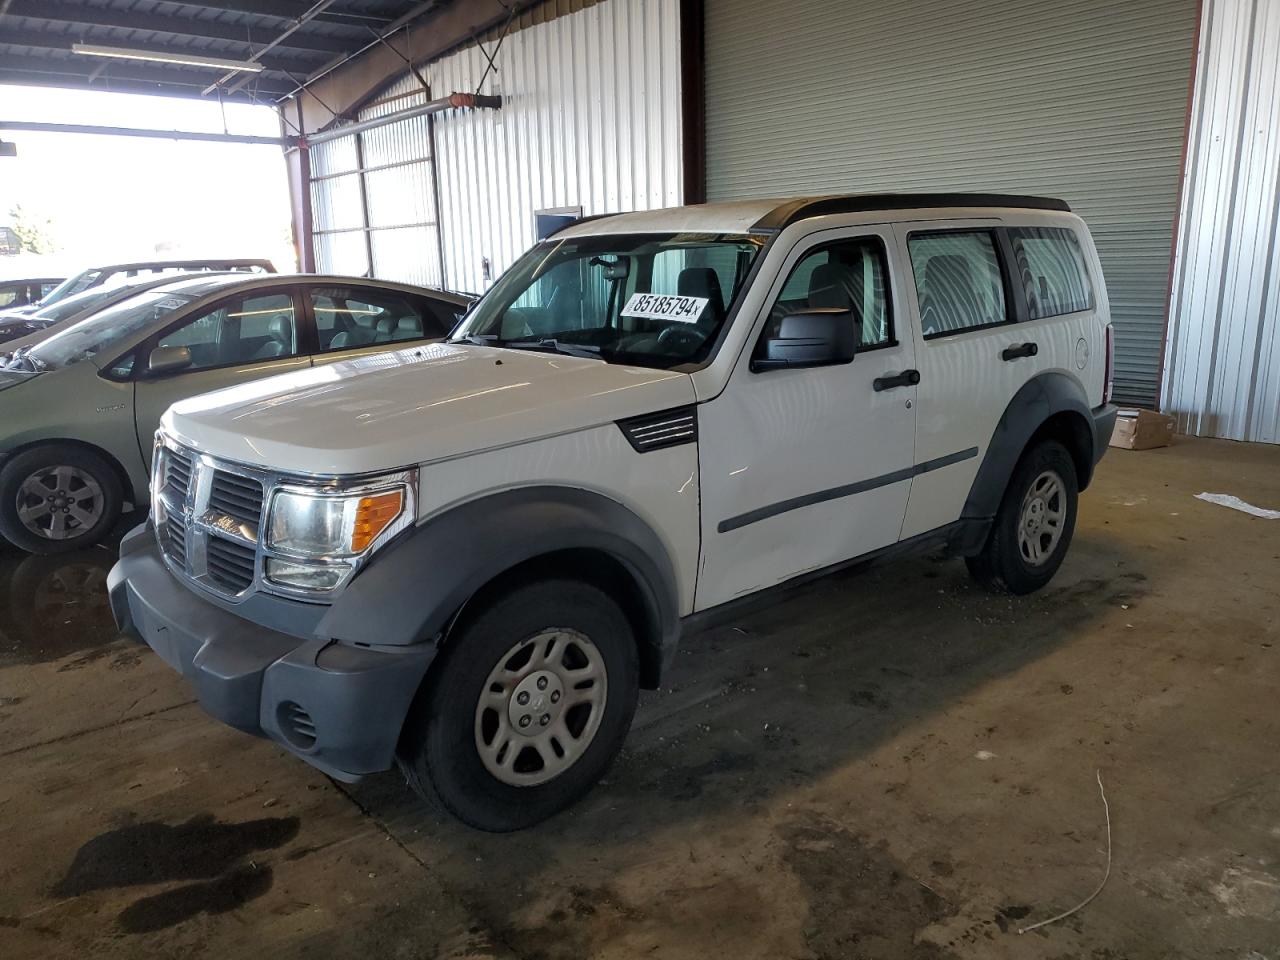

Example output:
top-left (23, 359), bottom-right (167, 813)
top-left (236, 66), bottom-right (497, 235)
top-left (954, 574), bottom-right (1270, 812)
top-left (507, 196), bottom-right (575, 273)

top-left (1092, 403), bottom-right (1119, 465)
top-left (108, 526), bottom-right (435, 781)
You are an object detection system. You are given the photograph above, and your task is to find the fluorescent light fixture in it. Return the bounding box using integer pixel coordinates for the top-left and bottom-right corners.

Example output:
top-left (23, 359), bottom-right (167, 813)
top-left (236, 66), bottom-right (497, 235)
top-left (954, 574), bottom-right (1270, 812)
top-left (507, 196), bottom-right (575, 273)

top-left (72, 43), bottom-right (265, 74)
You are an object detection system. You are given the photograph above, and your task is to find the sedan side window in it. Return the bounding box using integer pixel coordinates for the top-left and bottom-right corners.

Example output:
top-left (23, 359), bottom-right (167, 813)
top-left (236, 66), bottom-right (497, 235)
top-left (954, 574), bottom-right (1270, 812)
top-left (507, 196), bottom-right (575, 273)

top-left (311, 286), bottom-right (446, 353)
top-left (156, 292), bottom-right (298, 371)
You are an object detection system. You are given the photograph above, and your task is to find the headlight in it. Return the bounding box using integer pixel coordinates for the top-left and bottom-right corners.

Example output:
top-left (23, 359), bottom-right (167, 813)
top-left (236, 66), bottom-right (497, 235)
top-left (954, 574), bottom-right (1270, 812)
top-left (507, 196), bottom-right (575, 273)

top-left (268, 486), bottom-right (406, 558)
top-left (264, 476), bottom-right (413, 594)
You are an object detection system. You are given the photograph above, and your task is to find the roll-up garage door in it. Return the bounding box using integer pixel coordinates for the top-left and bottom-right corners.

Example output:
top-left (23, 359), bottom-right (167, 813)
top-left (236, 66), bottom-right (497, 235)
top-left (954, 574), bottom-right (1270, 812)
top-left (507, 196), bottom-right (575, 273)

top-left (704, 0), bottom-right (1198, 406)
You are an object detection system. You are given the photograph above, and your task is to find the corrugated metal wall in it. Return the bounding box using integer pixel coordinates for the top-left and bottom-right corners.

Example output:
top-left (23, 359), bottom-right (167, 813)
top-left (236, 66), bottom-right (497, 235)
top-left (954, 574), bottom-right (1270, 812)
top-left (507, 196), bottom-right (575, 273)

top-left (704, 0), bottom-right (1199, 407)
top-left (309, 76), bottom-right (443, 287)
top-left (1163, 0), bottom-right (1280, 443)
top-left (428, 0), bottom-right (683, 294)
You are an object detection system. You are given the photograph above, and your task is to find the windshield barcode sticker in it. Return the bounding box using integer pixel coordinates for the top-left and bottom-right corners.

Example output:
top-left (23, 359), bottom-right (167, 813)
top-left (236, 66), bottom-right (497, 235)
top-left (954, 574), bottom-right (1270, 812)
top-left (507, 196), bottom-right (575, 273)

top-left (621, 293), bottom-right (708, 324)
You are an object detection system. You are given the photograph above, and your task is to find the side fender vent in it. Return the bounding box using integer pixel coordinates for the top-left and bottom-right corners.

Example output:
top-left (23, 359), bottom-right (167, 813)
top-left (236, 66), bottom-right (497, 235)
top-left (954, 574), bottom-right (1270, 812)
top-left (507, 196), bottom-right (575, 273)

top-left (617, 406), bottom-right (698, 453)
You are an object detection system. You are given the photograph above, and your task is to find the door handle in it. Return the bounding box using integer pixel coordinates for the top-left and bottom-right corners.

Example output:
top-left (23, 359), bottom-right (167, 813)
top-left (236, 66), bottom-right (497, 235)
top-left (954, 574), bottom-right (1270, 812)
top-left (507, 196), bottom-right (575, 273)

top-left (1001, 342), bottom-right (1039, 361)
top-left (873, 368), bottom-right (921, 392)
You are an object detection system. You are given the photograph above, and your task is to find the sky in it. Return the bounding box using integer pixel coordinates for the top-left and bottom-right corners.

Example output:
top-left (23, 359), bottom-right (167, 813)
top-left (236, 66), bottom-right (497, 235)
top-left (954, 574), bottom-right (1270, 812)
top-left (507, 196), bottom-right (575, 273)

top-left (0, 84), bottom-right (297, 276)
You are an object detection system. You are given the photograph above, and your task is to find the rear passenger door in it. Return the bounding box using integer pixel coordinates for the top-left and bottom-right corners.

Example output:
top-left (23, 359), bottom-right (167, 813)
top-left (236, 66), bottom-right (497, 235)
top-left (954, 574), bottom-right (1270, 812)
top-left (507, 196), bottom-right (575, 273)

top-left (306, 284), bottom-right (460, 365)
top-left (893, 221), bottom-right (1093, 539)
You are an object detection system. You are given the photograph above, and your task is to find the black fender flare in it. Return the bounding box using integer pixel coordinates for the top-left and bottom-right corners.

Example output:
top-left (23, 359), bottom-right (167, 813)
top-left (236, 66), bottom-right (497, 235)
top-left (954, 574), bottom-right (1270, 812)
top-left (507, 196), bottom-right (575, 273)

top-left (317, 486), bottom-right (681, 676)
top-left (962, 372), bottom-right (1097, 522)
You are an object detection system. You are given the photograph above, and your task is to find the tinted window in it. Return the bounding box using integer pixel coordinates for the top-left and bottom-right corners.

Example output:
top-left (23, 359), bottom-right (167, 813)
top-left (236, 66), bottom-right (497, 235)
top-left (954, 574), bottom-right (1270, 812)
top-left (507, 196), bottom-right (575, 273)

top-left (157, 292), bottom-right (298, 371)
top-left (1010, 227), bottom-right (1093, 319)
top-left (312, 286), bottom-right (451, 353)
top-left (908, 231), bottom-right (1008, 338)
top-left (770, 237), bottom-right (893, 349)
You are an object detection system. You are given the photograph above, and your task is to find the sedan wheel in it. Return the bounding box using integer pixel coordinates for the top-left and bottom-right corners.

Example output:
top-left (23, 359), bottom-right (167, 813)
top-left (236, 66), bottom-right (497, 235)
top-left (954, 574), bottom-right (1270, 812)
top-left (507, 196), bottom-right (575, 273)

top-left (16, 465), bottom-right (106, 541)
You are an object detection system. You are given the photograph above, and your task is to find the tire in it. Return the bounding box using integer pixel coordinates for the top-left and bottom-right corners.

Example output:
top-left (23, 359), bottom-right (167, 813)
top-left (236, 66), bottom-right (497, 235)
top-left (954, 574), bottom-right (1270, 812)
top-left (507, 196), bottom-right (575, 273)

top-left (398, 578), bottom-right (639, 832)
top-left (0, 445), bottom-right (124, 555)
top-left (965, 439), bottom-right (1078, 595)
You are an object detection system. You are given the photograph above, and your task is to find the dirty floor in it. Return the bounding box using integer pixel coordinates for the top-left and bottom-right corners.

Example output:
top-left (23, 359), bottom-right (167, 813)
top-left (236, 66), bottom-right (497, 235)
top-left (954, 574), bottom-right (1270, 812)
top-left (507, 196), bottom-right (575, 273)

top-left (1, 436), bottom-right (1278, 959)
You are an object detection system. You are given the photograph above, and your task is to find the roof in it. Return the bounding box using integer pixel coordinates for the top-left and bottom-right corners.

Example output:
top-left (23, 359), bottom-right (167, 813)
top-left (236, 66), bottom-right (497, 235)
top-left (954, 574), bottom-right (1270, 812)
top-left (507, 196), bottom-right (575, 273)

top-left (555, 193), bottom-right (1073, 238)
top-left (127, 271), bottom-right (472, 301)
top-left (0, 1), bottom-right (456, 103)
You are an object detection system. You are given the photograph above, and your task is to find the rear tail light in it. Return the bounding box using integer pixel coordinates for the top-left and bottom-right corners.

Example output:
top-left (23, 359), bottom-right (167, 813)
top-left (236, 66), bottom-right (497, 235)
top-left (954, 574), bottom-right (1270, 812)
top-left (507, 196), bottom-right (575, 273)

top-left (1103, 323), bottom-right (1115, 405)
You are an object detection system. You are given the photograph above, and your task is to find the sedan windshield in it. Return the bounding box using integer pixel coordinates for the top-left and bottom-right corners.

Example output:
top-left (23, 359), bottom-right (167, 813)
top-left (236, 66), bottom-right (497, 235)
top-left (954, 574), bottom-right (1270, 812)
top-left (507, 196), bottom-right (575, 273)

top-left (25, 289), bottom-right (194, 371)
top-left (29, 283), bottom-right (126, 325)
top-left (452, 232), bottom-right (764, 368)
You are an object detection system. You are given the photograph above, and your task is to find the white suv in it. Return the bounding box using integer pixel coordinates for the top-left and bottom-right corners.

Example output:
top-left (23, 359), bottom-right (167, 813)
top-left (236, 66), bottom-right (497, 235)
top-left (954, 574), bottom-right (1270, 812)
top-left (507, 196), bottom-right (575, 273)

top-left (109, 194), bottom-right (1117, 831)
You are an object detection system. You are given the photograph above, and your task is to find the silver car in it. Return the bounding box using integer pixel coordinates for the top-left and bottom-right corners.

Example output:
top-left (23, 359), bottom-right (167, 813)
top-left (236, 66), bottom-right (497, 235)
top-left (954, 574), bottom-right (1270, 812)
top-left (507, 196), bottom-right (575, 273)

top-left (0, 273), bottom-right (469, 553)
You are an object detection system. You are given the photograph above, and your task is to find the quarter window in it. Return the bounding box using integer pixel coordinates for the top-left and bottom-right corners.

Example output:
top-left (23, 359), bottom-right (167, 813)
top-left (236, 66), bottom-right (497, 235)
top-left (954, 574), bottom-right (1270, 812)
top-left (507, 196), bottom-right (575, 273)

top-left (156, 292), bottom-right (298, 371)
top-left (767, 237), bottom-right (893, 349)
top-left (1009, 227), bottom-right (1094, 319)
top-left (908, 231), bottom-right (1008, 338)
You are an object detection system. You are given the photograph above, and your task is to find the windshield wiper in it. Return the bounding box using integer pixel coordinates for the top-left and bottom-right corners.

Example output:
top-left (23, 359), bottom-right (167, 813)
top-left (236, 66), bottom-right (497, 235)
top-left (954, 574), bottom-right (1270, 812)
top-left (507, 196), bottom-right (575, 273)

top-left (500, 338), bottom-right (603, 360)
top-left (449, 333), bottom-right (505, 346)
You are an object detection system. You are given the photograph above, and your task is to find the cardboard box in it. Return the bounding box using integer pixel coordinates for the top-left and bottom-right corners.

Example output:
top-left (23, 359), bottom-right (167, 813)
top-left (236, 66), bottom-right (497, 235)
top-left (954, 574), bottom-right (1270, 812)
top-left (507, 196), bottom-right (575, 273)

top-left (1109, 408), bottom-right (1176, 450)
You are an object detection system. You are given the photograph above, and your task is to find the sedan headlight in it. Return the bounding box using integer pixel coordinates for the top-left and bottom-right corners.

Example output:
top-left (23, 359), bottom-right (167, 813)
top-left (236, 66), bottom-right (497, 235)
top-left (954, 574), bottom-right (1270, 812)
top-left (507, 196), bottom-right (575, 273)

top-left (264, 476), bottom-right (413, 594)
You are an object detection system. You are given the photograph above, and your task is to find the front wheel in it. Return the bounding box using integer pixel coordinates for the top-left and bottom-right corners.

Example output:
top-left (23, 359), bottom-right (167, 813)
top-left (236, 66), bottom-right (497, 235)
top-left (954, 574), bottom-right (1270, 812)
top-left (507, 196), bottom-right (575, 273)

top-left (398, 579), bottom-right (639, 832)
top-left (966, 439), bottom-right (1079, 595)
top-left (0, 445), bottom-right (123, 554)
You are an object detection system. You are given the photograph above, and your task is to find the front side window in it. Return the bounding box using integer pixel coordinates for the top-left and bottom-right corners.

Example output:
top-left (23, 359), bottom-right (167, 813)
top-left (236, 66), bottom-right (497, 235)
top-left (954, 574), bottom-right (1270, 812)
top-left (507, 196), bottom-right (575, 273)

top-left (312, 286), bottom-right (451, 352)
top-left (1010, 227), bottom-right (1094, 319)
top-left (767, 236), bottom-right (893, 350)
top-left (453, 232), bottom-right (764, 368)
top-left (156, 292), bottom-right (298, 371)
top-left (908, 231), bottom-right (1008, 338)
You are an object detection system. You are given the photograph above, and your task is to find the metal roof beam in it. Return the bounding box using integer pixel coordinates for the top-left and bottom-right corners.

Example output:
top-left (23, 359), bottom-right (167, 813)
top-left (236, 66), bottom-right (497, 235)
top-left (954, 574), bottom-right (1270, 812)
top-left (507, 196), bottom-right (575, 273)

top-left (2, 0), bottom-right (354, 54)
top-left (167, 0), bottom-right (398, 26)
top-left (0, 26), bottom-right (324, 73)
top-left (0, 52), bottom-right (298, 97)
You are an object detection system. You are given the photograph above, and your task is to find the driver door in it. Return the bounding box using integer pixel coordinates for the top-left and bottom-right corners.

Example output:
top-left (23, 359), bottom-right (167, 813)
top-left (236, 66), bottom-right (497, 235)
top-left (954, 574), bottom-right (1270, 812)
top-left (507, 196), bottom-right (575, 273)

top-left (133, 288), bottom-right (310, 462)
top-left (696, 226), bottom-right (918, 609)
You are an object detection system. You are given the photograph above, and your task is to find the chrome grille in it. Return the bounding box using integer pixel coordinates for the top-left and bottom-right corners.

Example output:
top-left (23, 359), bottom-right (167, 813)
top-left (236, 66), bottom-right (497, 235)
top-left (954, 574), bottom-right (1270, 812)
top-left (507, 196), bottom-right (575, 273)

top-left (164, 511), bottom-right (190, 572)
top-left (154, 438), bottom-right (265, 600)
top-left (209, 470), bottom-right (264, 529)
top-left (165, 446), bottom-right (194, 500)
top-left (207, 537), bottom-right (256, 593)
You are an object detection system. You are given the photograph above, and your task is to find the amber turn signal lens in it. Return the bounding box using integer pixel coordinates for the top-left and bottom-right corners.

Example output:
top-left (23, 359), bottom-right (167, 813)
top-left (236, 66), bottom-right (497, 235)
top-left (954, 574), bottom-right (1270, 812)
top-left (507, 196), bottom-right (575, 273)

top-left (350, 490), bottom-right (403, 553)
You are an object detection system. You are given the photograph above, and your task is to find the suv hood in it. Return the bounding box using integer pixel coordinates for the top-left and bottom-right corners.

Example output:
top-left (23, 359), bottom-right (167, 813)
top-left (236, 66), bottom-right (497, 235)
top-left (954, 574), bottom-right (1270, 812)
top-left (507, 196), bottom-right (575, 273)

top-left (164, 342), bottom-right (696, 475)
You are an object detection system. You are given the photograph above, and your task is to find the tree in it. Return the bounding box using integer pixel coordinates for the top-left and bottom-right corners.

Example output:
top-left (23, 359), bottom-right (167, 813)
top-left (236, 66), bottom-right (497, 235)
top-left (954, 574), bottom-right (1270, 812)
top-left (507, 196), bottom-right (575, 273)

top-left (8, 204), bottom-right (58, 254)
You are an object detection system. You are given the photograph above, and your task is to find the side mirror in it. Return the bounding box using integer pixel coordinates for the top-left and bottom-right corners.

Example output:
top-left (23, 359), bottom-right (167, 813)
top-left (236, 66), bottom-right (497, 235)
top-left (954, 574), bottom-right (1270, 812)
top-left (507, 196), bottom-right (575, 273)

top-left (751, 308), bottom-right (857, 372)
top-left (148, 345), bottom-right (193, 376)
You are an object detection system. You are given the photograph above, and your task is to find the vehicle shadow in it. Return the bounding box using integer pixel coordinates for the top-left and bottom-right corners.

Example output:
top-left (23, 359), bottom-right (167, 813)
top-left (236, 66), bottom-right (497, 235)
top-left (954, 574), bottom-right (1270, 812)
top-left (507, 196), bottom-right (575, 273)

top-left (340, 532), bottom-right (1148, 946)
top-left (0, 509), bottom-right (143, 667)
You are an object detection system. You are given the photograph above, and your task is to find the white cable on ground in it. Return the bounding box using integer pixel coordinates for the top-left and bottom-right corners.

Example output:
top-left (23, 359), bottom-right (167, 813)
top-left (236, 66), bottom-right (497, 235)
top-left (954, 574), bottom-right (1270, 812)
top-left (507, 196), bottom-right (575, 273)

top-left (1018, 770), bottom-right (1112, 935)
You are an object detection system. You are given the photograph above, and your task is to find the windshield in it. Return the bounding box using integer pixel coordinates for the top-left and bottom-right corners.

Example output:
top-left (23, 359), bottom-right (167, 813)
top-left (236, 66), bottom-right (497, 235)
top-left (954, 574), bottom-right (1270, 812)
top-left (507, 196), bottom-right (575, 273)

top-left (452, 232), bottom-right (764, 368)
top-left (37, 270), bottom-right (102, 308)
top-left (26, 289), bottom-right (194, 371)
top-left (30, 283), bottom-right (127, 324)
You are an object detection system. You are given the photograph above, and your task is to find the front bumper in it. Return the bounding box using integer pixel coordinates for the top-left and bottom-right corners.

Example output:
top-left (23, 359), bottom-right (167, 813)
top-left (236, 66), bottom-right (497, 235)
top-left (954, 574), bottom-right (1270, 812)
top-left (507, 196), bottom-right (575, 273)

top-left (108, 525), bottom-right (435, 781)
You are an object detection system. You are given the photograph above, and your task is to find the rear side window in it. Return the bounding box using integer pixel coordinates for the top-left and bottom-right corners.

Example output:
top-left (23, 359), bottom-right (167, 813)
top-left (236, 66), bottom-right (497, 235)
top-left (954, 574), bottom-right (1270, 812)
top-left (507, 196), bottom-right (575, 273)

top-left (907, 231), bottom-right (1008, 338)
top-left (1009, 227), bottom-right (1094, 319)
top-left (311, 286), bottom-right (452, 353)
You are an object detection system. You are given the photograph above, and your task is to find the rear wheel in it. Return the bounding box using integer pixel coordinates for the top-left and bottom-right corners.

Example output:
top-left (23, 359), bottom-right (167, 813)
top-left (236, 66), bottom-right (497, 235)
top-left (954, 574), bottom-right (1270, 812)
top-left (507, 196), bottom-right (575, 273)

top-left (966, 439), bottom-right (1078, 595)
top-left (398, 579), bottom-right (639, 832)
top-left (0, 445), bottom-right (123, 555)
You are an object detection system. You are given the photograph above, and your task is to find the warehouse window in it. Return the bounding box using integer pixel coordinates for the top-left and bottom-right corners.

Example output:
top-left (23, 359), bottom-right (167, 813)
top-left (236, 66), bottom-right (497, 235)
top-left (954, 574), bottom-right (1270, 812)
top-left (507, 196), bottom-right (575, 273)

top-left (1009, 227), bottom-right (1094, 320)
top-left (908, 231), bottom-right (1009, 338)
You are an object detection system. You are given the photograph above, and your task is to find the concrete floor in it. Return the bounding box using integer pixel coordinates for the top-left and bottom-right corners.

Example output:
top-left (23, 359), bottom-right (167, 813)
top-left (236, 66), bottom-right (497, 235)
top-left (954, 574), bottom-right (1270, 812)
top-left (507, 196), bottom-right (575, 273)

top-left (1, 435), bottom-right (1278, 959)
